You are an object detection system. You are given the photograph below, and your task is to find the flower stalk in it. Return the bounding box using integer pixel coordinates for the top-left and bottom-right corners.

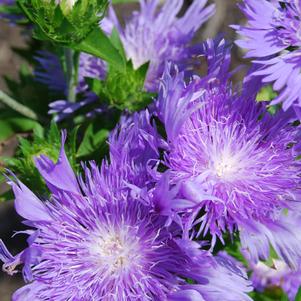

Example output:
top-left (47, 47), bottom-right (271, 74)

top-left (0, 90), bottom-right (39, 120)
top-left (64, 48), bottom-right (79, 103)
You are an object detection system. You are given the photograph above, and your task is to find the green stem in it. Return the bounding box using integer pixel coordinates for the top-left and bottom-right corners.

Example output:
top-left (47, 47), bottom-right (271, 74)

top-left (64, 48), bottom-right (78, 103)
top-left (0, 90), bottom-right (39, 120)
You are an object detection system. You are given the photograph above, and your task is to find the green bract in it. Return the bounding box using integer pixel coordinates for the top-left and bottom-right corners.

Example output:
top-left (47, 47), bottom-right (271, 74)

top-left (0, 123), bottom-right (78, 199)
top-left (87, 61), bottom-right (154, 112)
top-left (17, 0), bottom-right (108, 43)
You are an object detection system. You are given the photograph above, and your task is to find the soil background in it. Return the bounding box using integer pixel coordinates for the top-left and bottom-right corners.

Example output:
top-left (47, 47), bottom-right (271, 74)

top-left (0, 1), bottom-right (243, 299)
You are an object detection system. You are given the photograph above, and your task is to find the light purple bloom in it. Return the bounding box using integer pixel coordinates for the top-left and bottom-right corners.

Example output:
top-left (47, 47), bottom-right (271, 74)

top-left (251, 258), bottom-right (301, 301)
top-left (154, 38), bottom-right (301, 267)
top-left (108, 110), bottom-right (164, 194)
top-left (47, 95), bottom-right (101, 122)
top-left (0, 131), bottom-right (252, 300)
top-left (35, 0), bottom-right (214, 120)
top-left (77, 52), bottom-right (107, 92)
top-left (33, 17), bottom-right (113, 121)
top-left (233, 0), bottom-right (301, 111)
top-left (109, 0), bottom-right (215, 92)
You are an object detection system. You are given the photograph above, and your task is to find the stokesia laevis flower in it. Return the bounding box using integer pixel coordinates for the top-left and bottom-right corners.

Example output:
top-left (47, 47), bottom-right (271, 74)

top-left (36, 0), bottom-right (214, 120)
top-left (154, 38), bottom-right (301, 268)
top-left (109, 0), bottom-right (215, 92)
top-left (34, 16), bottom-right (114, 121)
top-left (232, 0), bottom-right (301, 112)
top-left (251, 258), bottom-right (301, 301)
top-left (0, 132), bottom-right (252, 300)
top-left (107, 110), bottom-right (164, 196)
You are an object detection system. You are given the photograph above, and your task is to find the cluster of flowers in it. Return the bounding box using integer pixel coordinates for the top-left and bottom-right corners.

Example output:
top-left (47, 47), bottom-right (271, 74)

top-left (1, 0), bottom-right (301, 300)
top-left (34, 0), bottom-right (216, 120)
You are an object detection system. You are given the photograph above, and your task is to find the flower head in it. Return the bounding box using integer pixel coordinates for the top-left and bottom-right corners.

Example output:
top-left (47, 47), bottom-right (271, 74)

top-left (233, 0), bottom-right (301, 111)
top-left (109, 0), bottom-right (215, 91)
top-left (251, 258), bottom-right (301, 301)
top-left (154, 38), bottom-right (301, 267)
top-left (34, 0), bottom-right (215, 120)
top-left (0, 132), bottom-right (252, 301)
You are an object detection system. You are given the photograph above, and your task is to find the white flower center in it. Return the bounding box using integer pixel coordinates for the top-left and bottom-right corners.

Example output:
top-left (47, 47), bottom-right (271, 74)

top-left (99, 235), bottom-right (128, 268)
top-left (214, 153), bottom-right (239, 178)
top-left (210, 145), bottom-right (248, 181)
top-left (89, 227), bottom-right (140, 273)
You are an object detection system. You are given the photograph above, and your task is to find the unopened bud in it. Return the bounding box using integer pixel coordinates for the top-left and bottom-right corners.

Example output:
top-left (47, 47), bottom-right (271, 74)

top-left (17, 0), bottom-right (109, 43)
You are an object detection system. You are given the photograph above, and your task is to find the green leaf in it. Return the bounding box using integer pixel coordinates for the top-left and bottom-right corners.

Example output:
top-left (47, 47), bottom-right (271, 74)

top-left (0, 114), bottom-right (43, 142)
top-left (85, 77), bottom-right (103, 95)
top-left (4, 62), bottom-right (58, 118)
top-left (0, 190), bottom-right (14, 202)
top-left (267, 105), bottom-right (280, 115)
top-left (86, 60), bottom-right (153, 111)
top-left (73, 27), bottom-right (126, 71)
top-left (0, 122), bottom-right (79, 197)
top-left (249, 288), bottom-right (288, 301)
top-left (136, 61), bottom-right (149, 81)
top-left (77, 124), bottom-right (109, 158)
top-left (110, 27), bottom-right (126, 61)
top-left (256, 85), bottom-right (277, 102)
top-left (222, 235), bottom-right (248, 266)
top-left (280, 293), bottom-right (288, 301)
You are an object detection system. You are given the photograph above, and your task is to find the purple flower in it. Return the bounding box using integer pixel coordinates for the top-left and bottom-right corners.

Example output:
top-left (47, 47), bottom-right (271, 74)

top-left (34, 51), bottom-right (67, 95)
top-left (35, 51), bottom-right (107, 95)
top-left (233, 0), bottom-right (301, 111)
top-left (34, 51), bottom-right (107, 121)
top-left (107, 110), bottom-right (164, 194)
top-left (154, 38), bottom-right (301, 267)
top-left (109, 0), bottom-right (215, 92)
top-left (251, 258), bottom-right (301, 301)
top-left (77, 52), bottom-right (107, 92)
top-left (48, 95), bottom-right (101, 122)
top-left (0, 132), bottom-right (252, 300)
top-left (35, 0), bottom-right (215, 120)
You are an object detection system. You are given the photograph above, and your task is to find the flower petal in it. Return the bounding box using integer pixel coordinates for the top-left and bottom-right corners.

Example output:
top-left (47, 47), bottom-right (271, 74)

top-left (169, 289), bottom-right (205, 301)
top-left (9, 179), bottom-right (52, 222)
top-left (35, 131), bottom-right (80, 195)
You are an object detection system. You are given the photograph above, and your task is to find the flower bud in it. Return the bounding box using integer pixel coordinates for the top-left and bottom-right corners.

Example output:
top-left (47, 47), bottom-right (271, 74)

top-left (17, 0), bottom-right (109, 43)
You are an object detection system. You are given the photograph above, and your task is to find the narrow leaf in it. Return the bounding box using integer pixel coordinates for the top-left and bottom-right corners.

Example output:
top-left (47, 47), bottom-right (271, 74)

top-left (73, 27), bottom-right (126, 71)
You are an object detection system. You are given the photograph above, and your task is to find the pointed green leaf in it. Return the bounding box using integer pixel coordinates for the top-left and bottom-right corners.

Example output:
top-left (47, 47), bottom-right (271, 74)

top-left (0, 115), bottom-right (43, 142)
top-left (77, 124), bottom-right (109, 157)
top-left (73, 27), bottom-right (126, 71)
top-left (85, 77), bottom-right (104, 95)
top-left (110, 27), bottom-right (126, 61)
